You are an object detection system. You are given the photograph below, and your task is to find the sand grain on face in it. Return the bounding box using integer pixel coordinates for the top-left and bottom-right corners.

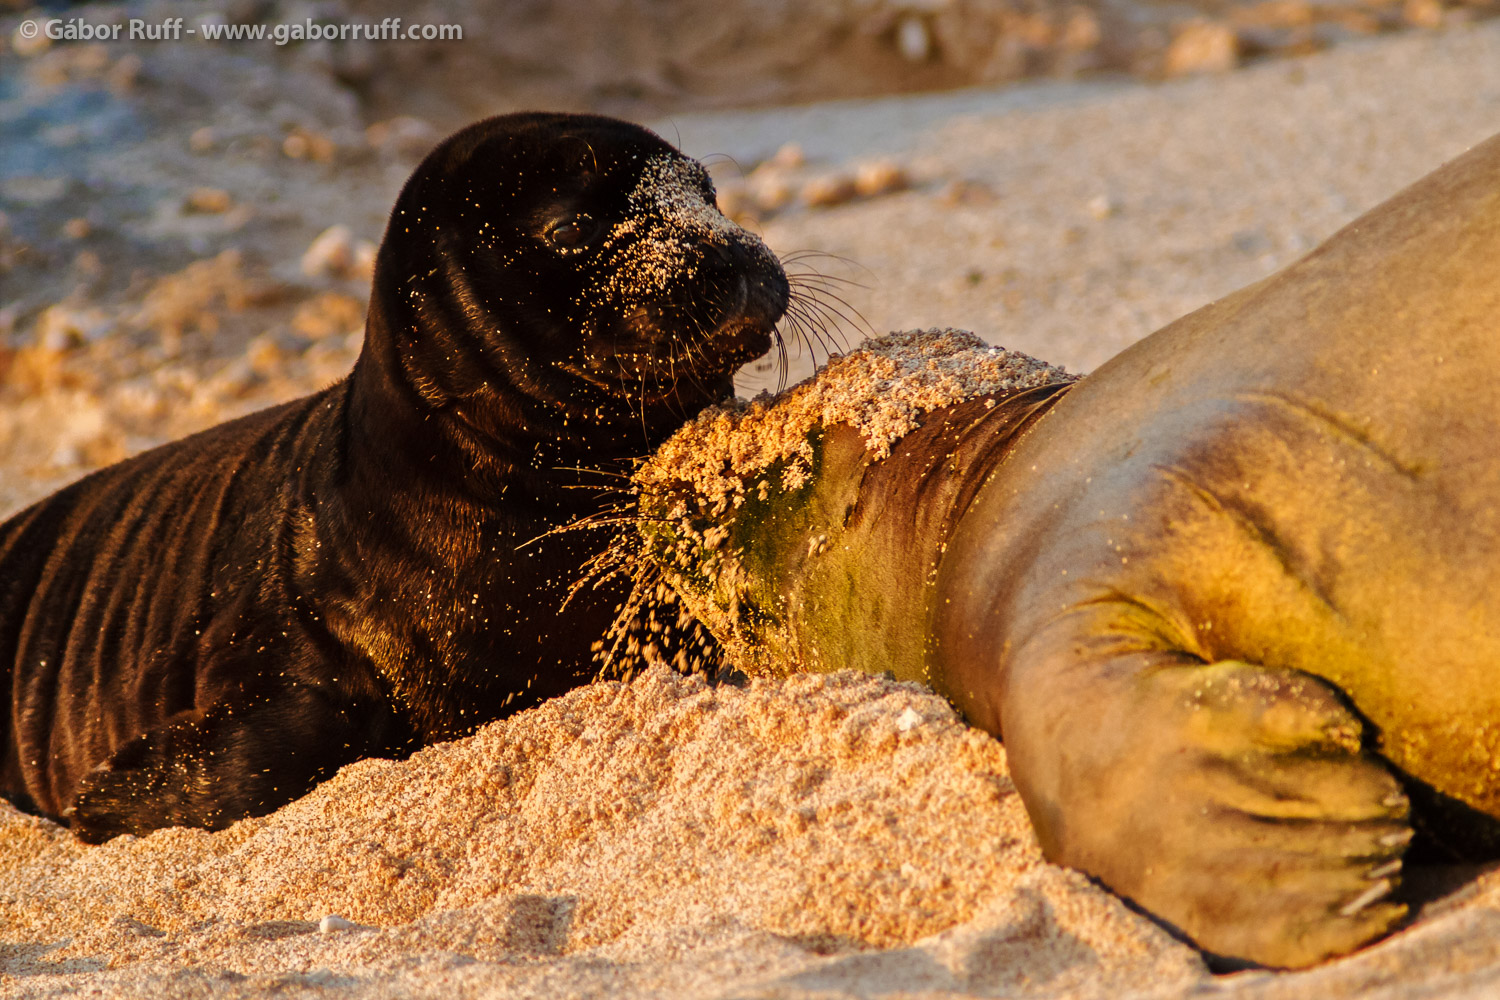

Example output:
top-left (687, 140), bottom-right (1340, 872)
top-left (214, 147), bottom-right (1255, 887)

top-left (603, 154), bottom-right (770, 304)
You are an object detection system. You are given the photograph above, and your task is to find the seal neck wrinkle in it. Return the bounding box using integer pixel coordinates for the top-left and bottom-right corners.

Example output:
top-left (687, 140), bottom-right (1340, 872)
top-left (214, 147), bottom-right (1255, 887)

top-left (351, 280), bottom-right (727, 512)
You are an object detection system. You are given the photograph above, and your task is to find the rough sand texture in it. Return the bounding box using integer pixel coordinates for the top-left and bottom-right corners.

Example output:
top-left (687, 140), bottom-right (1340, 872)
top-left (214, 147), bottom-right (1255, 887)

top-left (6, 16), bottom-right (1500, 1000)
top-left (615, 329), bottom-right (1077, 676)
top-left (0, 669), bottom-right (1199, 997)
top-left (641, 329), bottom-right (1073, 513)
top-left (2, 668), bottom-right (1497, 998)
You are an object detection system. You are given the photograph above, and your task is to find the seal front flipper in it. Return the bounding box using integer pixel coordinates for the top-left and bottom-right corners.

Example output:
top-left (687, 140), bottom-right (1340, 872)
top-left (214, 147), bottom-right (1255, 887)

top-left (1000, 616), bottom-right (1412, 969)
top-left (64, 685), bottom-right (413, 843)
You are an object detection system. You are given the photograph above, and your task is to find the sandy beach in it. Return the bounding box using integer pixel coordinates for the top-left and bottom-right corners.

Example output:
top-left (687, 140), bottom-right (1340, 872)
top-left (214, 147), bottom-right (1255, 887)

top-left (4, 7), bottom-right (1500, 998)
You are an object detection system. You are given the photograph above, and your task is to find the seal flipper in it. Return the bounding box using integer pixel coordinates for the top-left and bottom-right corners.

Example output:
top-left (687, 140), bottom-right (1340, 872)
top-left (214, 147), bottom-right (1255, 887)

top-left (65, 685), bottom-right (414, 842)
top-left (999, 613), bottom-right (1412, 969)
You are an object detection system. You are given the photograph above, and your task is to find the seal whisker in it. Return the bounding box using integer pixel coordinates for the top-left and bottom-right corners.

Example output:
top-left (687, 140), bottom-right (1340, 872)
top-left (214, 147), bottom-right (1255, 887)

top-left (780, 293), bottom-right (854, 369)
top-left (779, 248), bottom-right (872, 277)
top-left (698, 151), bottom-right (740, 171)
top-left (774, 328), bottom-right (791, 389)
top-left (774, 311), bottom-right (824, 384)
top-left (522, 502), bottom-right (665, 550)
top-left (781, 270), bottom-right (867, 292)
top-left (550, 465), bottom-right (637, 482)
top-left (788, 279), bottom-right (869, 338)
top-left (795, 303), bottom-right (857, 361)
top-left (787, 285), bottom-right (860, 335)
top-left (555, 483), bottom-right (639, 500)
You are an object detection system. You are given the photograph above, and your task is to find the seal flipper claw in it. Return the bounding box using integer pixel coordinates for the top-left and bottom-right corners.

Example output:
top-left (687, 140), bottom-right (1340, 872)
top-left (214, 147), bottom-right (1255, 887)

top-left (1340, 879), bottom-right (1394, 916)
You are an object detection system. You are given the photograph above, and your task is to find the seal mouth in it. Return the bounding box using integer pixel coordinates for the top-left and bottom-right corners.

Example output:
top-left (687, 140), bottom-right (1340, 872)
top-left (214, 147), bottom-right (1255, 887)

top-left (712, 318), bottom-right (777, 357)
top-left (588, 317), bottom-right (776, 397)
top-left (701, 272), bottom-right (782, 357)
top-left (592, 268), bottom-right (787, 380)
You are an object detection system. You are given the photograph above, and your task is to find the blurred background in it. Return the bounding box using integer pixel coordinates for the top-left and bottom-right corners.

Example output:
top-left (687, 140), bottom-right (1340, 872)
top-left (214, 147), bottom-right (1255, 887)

top-left (2, 0), bottom-right (1499, 513)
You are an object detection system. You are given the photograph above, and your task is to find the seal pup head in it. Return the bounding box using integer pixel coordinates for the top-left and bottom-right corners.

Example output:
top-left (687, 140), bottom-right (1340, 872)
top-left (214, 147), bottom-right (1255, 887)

top-left (361, 112), bottom-right (791, 459)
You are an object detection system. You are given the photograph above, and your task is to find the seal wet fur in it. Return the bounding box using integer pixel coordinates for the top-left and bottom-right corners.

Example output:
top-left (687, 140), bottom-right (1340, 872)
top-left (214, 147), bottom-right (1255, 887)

top-left (0, 112), bottom-right (790, 842)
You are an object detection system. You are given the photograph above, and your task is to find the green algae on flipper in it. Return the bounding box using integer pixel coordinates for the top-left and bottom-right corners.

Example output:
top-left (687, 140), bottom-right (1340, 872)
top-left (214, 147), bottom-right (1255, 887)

top-left (585, 329), bottom-right (1076, 679)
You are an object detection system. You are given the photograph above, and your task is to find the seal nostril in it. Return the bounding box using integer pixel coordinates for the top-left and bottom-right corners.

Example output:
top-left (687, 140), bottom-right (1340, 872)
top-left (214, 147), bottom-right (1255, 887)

top-left (739, 272), bottom-right (789, 327)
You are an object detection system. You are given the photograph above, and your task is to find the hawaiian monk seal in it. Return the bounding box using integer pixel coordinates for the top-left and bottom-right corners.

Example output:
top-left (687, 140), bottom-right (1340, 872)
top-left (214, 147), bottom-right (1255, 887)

top-left (623, 134), bottom-right (1500, 968)
top-left (0, 112), bottom-right (789, 842)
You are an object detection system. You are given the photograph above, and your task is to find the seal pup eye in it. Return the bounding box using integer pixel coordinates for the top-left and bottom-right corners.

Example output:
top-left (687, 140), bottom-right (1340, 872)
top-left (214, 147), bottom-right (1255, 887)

top-left (545, 214), bottom-right (600, 250)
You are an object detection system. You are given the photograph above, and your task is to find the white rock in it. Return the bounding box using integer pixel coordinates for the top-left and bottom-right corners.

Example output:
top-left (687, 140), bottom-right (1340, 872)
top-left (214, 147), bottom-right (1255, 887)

top-left (301, 225), bottom-right (354, 278)
top-left (35, 305), bottom-right (112, 350)
top-left (896, 16), bottom-right (931, 62)
top-left (766, 142), bottom-right (806, 170)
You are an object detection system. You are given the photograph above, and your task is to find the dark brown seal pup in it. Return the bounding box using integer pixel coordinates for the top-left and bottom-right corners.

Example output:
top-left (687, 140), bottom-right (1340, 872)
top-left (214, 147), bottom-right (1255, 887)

top-left (627, 133), bottom-right (1500, 968)
top-left (0, 112), bottom-right (789, 842)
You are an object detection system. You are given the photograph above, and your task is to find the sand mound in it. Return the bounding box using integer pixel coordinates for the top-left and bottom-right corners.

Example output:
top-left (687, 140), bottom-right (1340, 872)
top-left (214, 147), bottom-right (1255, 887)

top-left (5, 667), bottom-right (1499, 998)
top-left (0, 667), bottom-right (1199, 996)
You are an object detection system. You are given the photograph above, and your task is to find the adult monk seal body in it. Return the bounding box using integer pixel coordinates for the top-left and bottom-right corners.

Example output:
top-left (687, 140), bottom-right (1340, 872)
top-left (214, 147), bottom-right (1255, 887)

top-left (0, 112), bottom-right (789, 842)
top-left (627, 134), bottom-right (1500, 968)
